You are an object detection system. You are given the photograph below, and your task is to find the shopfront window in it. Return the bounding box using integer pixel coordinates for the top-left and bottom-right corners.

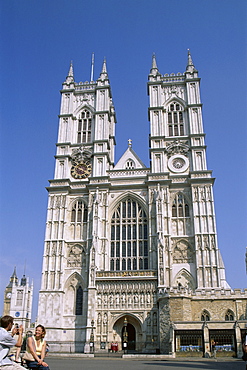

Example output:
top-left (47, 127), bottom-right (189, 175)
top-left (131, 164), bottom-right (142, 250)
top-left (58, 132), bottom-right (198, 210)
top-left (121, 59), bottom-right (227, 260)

top-left (209, 330), bottom-right (235, 354)
top-left (175, 330), bottom-right (203, 353)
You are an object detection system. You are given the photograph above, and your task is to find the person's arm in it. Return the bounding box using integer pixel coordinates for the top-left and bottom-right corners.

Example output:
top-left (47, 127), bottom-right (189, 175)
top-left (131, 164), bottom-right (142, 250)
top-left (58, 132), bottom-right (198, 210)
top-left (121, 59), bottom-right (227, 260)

top-left (40, 340), bottom-right (46, 361)
top-left (39, 340), bottom-right (49, 367)
top-left (27, 337), bottom-right (40, 362)
top-left (13, 325), bottom-right (23, 348)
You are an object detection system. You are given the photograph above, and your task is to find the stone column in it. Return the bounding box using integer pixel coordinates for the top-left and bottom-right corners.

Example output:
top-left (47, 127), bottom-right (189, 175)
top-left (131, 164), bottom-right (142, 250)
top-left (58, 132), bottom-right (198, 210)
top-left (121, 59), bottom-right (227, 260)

top-left (235, 322), bottom-right (242, 358)
top-left (203, 322), bottom-right (210, 357)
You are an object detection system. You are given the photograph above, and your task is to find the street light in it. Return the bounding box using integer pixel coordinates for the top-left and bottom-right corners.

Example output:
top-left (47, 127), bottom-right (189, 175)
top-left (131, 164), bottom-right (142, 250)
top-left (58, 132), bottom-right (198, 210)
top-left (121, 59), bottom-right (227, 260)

top-left (90, 319), bottom-right (94, 353)
top-left (123, 317), bottom-right (128, 354)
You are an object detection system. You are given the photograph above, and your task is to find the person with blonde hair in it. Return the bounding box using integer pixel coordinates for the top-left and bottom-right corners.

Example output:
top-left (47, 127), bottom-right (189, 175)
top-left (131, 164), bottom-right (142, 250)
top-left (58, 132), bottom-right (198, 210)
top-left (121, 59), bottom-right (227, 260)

top-left (24, 325), bottom-right (50, 369)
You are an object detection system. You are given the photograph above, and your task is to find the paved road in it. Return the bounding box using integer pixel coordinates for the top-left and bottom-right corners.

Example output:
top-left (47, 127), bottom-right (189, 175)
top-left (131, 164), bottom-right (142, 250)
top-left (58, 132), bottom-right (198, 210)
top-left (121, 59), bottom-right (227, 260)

top-left (45, 357), bottom-right (245, 370)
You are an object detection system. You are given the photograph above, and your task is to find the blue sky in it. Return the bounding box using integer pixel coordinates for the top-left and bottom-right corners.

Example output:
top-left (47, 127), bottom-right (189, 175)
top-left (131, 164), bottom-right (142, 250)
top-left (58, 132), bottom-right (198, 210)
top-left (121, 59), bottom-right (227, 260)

top-left (0, 0), bottom-right (246, 320)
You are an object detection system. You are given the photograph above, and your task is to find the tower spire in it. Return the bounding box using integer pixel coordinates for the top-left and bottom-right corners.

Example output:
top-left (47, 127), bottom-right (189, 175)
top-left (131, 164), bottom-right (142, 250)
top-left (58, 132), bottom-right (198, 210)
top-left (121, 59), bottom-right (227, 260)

top-left (68, 61), bottom-right (74, 77)
top-left (187, 49), bottom-right (193, 66)
top-left (186, 49), bottom-right (197, 73)
top-left (149, 53), bottom-right (161, 78)
top-left (152, 53), bottom-right (158, 69)
top-left (11, 266), bottom-right (17, 280)
top-left (7, 266), bottom-right (18, 287)
top-left (64, 61), bottom-right (74, 84)
top-left (99, 57), bottom-right (108, 80)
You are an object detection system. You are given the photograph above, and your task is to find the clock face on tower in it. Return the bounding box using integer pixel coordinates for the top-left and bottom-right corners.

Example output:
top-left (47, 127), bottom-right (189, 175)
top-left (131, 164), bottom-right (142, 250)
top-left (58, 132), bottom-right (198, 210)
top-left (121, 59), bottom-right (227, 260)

top-left (71, 160), bottom-right (92, 179)
top-left (168, 154), bottom-right (189, 173)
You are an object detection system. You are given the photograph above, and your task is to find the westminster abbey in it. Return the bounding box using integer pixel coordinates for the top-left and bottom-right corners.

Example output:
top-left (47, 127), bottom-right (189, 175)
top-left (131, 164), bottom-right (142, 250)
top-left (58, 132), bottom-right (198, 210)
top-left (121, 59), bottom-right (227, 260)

top-left (37, 52), bottom-right (247, 357)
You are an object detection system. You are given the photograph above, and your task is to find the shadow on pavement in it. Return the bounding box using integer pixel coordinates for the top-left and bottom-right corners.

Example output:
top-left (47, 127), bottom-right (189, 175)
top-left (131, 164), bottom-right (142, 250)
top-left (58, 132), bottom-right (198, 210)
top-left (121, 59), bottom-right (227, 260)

top-left (144, 360), bottom-right (244, 369)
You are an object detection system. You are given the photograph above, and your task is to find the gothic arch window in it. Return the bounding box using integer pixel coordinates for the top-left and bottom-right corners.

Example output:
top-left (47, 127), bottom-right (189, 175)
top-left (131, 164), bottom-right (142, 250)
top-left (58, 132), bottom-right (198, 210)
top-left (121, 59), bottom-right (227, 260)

top-left (173, 268), bottom-right (195, 290)
top-left (167, 102), bottom-right (184, 137)
top-left (225, 310), bottom-right (234, 321)
top-left (125, 159), bottom-right (135, 169)
top-left (75, 285), bottom-right (83, 315)
top-left (110, 198), bottom-right (148, 271)
top-left (77, 109), bottom-right (92, 143)
top-left (172, 193), bottom-right (190, 218)
top-left (71, 200), bottom-right (88, 223)
top-left (16, 290), bottom-right (23, 306)
top-left (201, 310), bottom-right (210, 321)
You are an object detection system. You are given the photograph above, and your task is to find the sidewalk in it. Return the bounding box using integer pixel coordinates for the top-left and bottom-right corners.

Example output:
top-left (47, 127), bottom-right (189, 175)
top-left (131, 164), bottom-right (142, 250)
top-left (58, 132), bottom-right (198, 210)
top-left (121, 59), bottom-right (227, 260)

top-left (47, 352), bottom-right (241, 361)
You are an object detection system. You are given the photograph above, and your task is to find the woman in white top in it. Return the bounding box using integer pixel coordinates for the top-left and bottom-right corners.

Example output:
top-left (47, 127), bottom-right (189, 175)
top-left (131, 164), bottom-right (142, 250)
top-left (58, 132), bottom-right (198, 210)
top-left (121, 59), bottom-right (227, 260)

top-left (26, 325), bottom-right (50, 369)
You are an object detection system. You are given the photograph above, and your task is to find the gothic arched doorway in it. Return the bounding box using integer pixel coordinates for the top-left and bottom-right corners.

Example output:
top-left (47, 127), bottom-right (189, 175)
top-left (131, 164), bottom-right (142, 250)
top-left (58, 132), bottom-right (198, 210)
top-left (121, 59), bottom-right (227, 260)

top-left (122, 323), bottom-right (136, 350)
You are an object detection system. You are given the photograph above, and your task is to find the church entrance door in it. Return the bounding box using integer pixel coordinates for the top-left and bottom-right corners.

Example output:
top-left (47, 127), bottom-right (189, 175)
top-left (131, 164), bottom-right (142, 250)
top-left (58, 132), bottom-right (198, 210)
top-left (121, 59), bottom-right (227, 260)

top-left (122, 323), bottom-right (136, 351)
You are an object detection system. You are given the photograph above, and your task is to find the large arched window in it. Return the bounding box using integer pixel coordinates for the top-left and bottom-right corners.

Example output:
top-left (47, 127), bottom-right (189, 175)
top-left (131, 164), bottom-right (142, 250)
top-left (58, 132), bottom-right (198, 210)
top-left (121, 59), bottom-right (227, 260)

top-left (110, 198), bottom-right (148, 271)
top-left (71, 200), bottom-right (88, 223)
top-left (172, 193), bottom-right (190, 218)
top-left (167, 102), bottom-right (184, 137)
top-left (77, 109), bottom-right (92, 143)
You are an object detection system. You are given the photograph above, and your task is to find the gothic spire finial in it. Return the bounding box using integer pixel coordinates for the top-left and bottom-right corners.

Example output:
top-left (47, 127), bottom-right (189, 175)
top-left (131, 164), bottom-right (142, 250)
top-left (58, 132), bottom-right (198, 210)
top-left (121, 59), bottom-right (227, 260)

top-left (64, 61), bottom-right (74, 84)
top-left (99, 57), bottom-right (108, 80)
top-left (187, 49), bottom-right (194, 66)
top-left (68, 60), bottom-right (74, 77)
top-left (102, 57), bottom-right (107, 73)
top-left (11, 266), bottom-right (17, 278)
top-left (149, 53), bottom-right (160, 77)
top-left (102, 57), bottom-right (107, 72)
top-left (152, 53), bottom-right (158, 69)
top-left (128, 138), bottom-right (132, 148)
top-left (186, 49), bottom-right (197, 73)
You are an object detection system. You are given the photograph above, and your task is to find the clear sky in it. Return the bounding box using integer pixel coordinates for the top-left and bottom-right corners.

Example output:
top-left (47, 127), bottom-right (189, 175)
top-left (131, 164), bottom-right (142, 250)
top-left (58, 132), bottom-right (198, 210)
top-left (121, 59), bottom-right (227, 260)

top-left (0, 0), bottom-right (246, 320)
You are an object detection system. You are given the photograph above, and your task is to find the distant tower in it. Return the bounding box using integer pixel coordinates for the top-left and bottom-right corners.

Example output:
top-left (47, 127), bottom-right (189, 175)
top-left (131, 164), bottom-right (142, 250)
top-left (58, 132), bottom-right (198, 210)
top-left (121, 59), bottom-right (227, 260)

top-left (3, 268), bottom-right (33, 331)
top-left (3, 267), bottom-right (18, 316)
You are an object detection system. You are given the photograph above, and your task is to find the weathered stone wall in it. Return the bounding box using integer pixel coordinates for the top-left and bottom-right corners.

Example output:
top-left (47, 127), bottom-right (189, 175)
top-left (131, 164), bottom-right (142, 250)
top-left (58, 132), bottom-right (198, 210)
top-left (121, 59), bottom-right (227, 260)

top-left (159, 297), bottom-right (171, 354)
top-left (170, 297), bottom-right (192, 321)
top-left (158, 288), bottom-right (247, 323)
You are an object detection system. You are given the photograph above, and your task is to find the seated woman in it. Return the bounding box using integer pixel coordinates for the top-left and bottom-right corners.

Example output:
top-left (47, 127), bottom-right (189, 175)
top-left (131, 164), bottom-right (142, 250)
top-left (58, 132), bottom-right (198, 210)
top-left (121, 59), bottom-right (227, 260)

top-left (25, 325), bottom-right (50, 369)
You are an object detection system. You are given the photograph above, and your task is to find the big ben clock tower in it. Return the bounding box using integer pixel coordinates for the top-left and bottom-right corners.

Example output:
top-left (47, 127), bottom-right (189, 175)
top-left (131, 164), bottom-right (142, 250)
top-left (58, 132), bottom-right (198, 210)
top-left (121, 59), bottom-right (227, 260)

top-left (3, 268), bottom-right (18, 316)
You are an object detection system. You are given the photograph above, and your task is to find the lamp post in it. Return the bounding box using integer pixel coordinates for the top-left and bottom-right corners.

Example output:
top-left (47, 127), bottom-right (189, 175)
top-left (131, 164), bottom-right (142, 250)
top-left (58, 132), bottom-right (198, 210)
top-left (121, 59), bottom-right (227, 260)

top-left (90, 319), bottom-right (94, 353)
top-left (123, 317), bottom-right (128, 354)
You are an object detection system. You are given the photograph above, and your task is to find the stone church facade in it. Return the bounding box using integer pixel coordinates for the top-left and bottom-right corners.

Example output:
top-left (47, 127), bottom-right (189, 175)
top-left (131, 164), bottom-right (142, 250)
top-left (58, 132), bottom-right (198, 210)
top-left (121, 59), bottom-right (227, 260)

top-left (37, 52), bottom-right (247, 357)
top-left (3, 268), bottom-right (33, 332)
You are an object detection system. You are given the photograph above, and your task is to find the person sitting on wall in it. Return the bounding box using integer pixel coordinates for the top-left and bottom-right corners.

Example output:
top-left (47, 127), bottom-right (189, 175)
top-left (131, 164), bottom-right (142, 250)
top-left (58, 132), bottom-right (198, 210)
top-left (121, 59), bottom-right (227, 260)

top-left (23, 325), bottom-right (50, 369)
top-left (0, 315), bottom-right (26, 370)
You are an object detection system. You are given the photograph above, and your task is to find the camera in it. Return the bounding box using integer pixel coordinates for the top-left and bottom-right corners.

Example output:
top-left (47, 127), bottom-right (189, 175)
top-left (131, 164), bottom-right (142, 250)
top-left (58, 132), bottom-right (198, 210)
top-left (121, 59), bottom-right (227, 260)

top-left (15, 324), bottom-right (19, 334)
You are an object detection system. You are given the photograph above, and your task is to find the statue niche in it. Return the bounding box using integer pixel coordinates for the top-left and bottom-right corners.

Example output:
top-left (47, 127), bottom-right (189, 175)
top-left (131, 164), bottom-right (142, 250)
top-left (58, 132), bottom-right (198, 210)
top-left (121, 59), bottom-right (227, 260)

top-left (173, 240), bottom-right (194, 263)
top-left (67, 244), bottom-right (85, 267)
